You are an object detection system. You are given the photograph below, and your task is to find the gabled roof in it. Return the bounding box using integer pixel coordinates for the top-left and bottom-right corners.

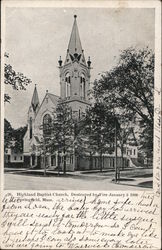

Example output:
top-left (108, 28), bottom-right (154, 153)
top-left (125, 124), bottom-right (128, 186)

top-left (48, 93), bottom-right (59, 105)
top-left (34, 92), bottom-right (60, 120)
top-left (31, 85), bottom-right (39, 112)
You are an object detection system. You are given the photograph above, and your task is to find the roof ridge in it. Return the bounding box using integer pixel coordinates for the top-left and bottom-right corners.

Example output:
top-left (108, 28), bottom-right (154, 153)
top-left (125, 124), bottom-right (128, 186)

top-left (48, 93), bottom-right (60, 98)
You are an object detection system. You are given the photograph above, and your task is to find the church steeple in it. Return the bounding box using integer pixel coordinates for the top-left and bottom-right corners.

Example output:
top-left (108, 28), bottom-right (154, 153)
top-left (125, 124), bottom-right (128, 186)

top-left (68, 15), bottom-right (82, 56)
top-left (64, 15), bottom-right (86, 66)
top-left (58, 15), bottom-right (91, 116)
top-left (31, 84), bottom-right (39, 112)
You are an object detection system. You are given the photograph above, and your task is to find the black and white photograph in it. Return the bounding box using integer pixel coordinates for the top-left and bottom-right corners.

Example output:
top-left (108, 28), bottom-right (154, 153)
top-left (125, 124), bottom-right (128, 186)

top-left (3, 5), bottom-right (155, 190)
top-left (1, 1), bottom-right (161, 250)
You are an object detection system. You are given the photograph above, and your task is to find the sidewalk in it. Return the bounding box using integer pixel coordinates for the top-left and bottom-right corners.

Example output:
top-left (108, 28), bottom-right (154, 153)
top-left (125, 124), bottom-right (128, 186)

top-left (114, 177), bottom-right (153, 189)
top-left (4, 167), bottom-right (153, 189)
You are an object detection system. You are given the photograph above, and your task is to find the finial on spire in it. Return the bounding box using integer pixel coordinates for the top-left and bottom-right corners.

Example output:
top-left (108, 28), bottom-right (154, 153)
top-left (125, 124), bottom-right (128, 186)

top-left (58, 56), bottom-right (62, 67)
top-left (87, 56), bottom-right (91, 68)
top-left (46, 89), bottom-right (48, 93)
top-left (67, 14), bottom-right (83, 58)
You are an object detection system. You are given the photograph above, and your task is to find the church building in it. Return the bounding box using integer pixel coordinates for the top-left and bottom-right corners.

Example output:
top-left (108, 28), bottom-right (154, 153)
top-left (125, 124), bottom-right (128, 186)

top-left (23, 15), bottom-right (92, 171)
top-left (23, 15), bottom-right (138, 171)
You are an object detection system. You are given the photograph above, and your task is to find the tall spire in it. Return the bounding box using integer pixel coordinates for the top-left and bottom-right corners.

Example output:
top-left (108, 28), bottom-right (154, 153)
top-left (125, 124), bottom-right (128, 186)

top-left (59, 15), bottom-right (91, 117)
top-left (31, 85), bottom-right (39, 112)
top-left (68, 15), bottom-right (83, 55)
top-left (63, 15), bottom-right (86, 66)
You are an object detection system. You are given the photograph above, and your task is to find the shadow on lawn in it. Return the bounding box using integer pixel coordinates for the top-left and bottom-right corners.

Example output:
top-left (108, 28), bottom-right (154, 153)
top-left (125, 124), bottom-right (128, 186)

top-left (112, 178), bottom-right (135, 182)
top-left (131, 173), bottom-right (153, 178)
top-left (137, 181), bottom-right (153, 188)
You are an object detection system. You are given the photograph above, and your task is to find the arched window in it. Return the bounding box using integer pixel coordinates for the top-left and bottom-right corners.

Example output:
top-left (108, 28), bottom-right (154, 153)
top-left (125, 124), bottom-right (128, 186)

top-left (43, 114), bottom-right (52, 136)
top-left (65, 72), bottom-right (71, 98)
top-left (29, 117), bottom-right (32, 139)
top-left (80, 73), bottom-right (85, 99)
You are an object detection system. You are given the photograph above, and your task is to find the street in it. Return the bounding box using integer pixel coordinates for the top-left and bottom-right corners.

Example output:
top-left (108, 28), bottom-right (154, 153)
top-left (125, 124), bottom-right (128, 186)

top-left (4, 168), bottom-right (153, 190)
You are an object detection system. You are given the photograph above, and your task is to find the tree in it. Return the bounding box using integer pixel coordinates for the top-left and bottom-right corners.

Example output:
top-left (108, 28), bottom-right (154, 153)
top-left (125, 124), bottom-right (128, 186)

top-left (93, 47), bottom-right (154, 156)
top-left (4, 119), bottom-right (13, 153)
top-left (4, 53), bottom-right (32, 102)
top-left (11, 126), bottom-right (27, 153)
top-left (37, 133), bottom-right (53, 176)
top-left (118, 121), bottom-right (138, 170)
top-left (82, 102), bottom-right (115, 172)
top-left (73, 116), bottom-right (95, 170)
top-left (69, 110), bottom-right (95, 170)
top-left (40, 99), bottom-right (74, 175)
top-left (4, 118), bottom-right (27, 154)
top-left (37, 100), bottom-right (76, 175)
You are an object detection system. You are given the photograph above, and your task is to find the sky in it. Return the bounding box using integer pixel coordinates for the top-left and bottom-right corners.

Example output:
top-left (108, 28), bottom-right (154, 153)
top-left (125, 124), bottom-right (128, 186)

top-left (4, 7), bottom-right (155, 128)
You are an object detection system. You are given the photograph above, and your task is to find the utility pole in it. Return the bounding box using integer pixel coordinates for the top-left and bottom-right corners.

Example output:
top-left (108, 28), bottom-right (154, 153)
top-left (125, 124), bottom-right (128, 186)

top-left (63, 139), bottom-right (66, 175)
top-left (73, 122), bottom-right (77, 171)
top-left (115, 118), bottom-right (118, 182)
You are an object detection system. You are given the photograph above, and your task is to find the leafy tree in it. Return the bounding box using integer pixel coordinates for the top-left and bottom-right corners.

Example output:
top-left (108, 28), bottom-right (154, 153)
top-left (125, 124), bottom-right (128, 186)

top-left (38, 99), bottom-right (74, 174)
top-left (82, 102), bottom-right (115, 172)
top-left (37, 100), bottom-right (75, 175)
top-left (139, 121), bottom-right (153, 158)
top-left (11, 126), bottom-right (27, 153)
top-left (118, 122), bottom-right (138, 170)
top-left (37, 133), bottom-right (53, 175)
top-left (4, 53), bottom-right (32, 102)
top-left (53, 100), bottom-right (74, 174)
top-left (4, 118), bottom-right (27, 154)
top-left (4, 119), bottom-right (13, 153)
top-left (69, 111), bottom-right (95, 170)
top-left (93, 47), bottom-right (154, 156)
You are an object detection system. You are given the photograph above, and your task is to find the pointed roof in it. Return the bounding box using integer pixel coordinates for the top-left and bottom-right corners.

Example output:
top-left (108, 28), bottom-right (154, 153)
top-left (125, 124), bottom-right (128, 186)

top-left (68, 15), bottom-right (82, 55)
top-left (31, 85), bottom-right (39, 112)
top-left (64, 15), bottom-right (86, 66)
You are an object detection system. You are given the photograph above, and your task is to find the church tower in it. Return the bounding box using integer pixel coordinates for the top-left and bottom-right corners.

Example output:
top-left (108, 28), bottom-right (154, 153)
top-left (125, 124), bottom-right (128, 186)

top-left (58, 15), bottom-right (91, 118)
